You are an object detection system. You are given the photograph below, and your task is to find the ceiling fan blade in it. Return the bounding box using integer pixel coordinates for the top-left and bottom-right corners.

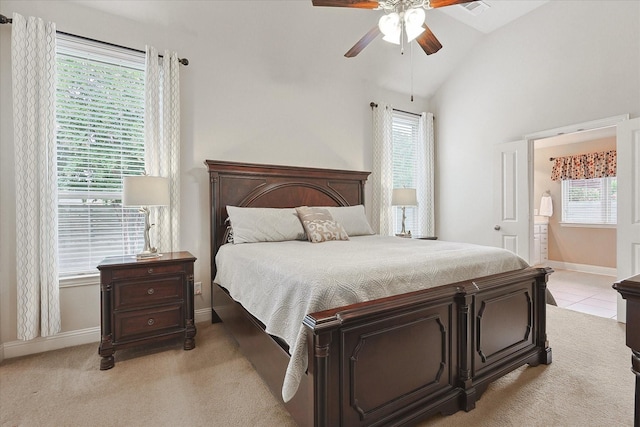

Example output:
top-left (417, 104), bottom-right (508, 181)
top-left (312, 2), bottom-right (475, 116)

top-left (428, 0), bottom-right (474, 8)
top-left (416, 24), bottom-right (443, 55)
top-left (311, 0), bottom-right (379, 8)
top-left (344, 25), bottom-right (381, 58)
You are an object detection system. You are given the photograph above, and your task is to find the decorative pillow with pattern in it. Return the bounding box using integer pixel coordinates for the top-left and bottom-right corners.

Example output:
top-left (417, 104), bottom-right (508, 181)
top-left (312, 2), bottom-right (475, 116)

top-left (295, 206), bottom-right (349, 243)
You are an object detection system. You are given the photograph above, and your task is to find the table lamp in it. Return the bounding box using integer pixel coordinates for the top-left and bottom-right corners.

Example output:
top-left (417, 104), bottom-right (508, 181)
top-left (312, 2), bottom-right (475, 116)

top-left (123, 175), bottom-right (170, 259)
top-left (392, 188), bottom-right (417, 237)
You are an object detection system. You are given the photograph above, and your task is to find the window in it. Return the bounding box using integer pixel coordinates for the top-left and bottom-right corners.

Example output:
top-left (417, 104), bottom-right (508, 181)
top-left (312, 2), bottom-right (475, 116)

top-left (56, 35), bottom-right (146, 277)
top-left (561, 177), bottom-right (617, 225)
top-left (391, 111), bottom-right (419, 234)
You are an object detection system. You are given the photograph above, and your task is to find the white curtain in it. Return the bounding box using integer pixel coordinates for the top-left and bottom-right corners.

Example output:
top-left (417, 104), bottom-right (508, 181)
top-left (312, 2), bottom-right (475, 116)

top-left (416, 112), bottom-right (435, 236)
top-left (145, 46), bottom-right (180, 252)
top-left (371, 103), bottom-right (394, 235)
top-left (12, 13), bottom-right (61, 339)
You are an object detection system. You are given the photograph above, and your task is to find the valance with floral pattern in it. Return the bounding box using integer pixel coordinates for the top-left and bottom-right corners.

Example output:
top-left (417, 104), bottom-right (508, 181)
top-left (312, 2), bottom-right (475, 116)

top-left (550, 150), bottom-right (616, 181)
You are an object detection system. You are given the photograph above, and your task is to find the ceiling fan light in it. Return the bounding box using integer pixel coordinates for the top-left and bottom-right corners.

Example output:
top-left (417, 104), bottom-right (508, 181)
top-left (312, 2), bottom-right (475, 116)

top-left (404, 7), bottom-right (425, 26)
top-left (378, 13), bottom-right (399, 35)
top-left (404, 8), bottom-right (426, 43)
top-left (382, 31), bottom-right (401, 45)
top-left (379, 12), bottom-right (401, 45)
top-left (405, 24), bottom-right (425, 43)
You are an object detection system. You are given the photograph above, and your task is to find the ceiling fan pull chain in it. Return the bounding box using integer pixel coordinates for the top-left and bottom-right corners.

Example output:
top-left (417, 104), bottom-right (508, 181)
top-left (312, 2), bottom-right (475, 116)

top-left (400, 17), bottom-right (405, 55)
top-left (410, 41), bottom-right (414, 102)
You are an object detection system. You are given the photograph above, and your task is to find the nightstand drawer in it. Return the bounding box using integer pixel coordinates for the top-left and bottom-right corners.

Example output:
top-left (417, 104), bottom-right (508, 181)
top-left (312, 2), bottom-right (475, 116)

top-left (111, 263), bottom-right (185, 280)
top-left (114, 277), bottom-right (184, 310)
top-left (114, 304), bottom-right (184, 342)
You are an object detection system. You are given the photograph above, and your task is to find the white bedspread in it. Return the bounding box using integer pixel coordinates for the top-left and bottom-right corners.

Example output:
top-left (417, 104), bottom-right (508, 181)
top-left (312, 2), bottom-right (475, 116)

top-left (213, 235), bottom-right (528, 402)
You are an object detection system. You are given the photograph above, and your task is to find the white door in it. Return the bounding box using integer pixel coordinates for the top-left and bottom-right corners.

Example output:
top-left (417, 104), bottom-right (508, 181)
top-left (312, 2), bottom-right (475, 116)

top-left (616, 117), bottom-right (640, 322)
top-left (493, 140), bottom-right (530, 260)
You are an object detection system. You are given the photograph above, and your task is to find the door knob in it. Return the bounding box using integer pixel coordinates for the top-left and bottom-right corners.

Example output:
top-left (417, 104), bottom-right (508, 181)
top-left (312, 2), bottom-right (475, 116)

top-left (494, 225), bottom-right (501, 231)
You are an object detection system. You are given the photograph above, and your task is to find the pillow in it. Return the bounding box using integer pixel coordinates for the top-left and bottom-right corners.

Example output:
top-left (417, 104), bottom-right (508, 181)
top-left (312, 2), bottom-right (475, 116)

top-left (295, 206), bottom-right (349, 243)
top-left (323, 205), bottom-right (374, 236)
top-left (226, 206), bottom-right (306, 244)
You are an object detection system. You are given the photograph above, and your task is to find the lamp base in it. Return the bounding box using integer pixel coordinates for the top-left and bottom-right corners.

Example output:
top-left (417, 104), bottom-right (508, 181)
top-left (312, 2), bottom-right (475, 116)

top-left (137, 207), bottom-right (161, 260)
top-left (395, 231), bottom-right (412, 238)
top-left (136, 251), bottom-right (162, 260)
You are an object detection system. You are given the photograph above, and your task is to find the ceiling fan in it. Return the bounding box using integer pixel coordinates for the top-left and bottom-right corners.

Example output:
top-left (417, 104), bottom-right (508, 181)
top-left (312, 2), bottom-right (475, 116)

top-left (311, 0), bottom-right (474, 58)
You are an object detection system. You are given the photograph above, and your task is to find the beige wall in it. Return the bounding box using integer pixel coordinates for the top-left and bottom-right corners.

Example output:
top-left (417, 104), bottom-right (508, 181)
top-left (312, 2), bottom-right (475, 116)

top-left (534, 137), bottom-right (616, 268)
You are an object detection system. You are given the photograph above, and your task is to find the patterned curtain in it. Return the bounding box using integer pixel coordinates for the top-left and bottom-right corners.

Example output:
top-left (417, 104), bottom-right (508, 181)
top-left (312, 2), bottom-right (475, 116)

top-left (551, 150), bottom-right (617, 181)
top-left (371, 103), bottom-right (394, 235)
top-left (12, 13), bottom-right (61, 339)
top-left (145, 46), bottom-right (181, 252)
top-left (416, 112), bottom-right (435, 236)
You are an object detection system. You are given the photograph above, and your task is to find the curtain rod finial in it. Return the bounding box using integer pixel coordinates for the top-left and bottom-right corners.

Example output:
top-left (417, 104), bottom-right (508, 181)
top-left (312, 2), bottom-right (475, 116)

top-left (0, 14), bottom-right (13, 24)
top-left (370, 102), bottom-right (378, 109)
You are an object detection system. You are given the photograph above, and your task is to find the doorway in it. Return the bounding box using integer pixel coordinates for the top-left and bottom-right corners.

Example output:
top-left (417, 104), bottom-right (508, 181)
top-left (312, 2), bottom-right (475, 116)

top-left (494, 114), bottom-right (634, 321)
top-left (531, 126), bottom-right (617, 319)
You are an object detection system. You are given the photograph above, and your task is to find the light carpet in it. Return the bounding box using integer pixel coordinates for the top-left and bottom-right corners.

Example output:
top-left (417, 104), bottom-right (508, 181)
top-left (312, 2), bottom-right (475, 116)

top-left (0, 305), bottom-right (633, 426)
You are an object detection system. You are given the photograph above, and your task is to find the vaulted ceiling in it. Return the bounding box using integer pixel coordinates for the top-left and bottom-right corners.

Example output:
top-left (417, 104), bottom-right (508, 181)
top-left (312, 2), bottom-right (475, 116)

top-left (71, 0), bottom-right (549, 99)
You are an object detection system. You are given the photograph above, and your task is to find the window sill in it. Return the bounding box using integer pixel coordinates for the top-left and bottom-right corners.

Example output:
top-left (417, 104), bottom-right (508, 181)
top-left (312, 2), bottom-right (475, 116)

top-left (559, 222), bottom-right (616, 229)
top-left (59, 274), bottom-right (100, 288)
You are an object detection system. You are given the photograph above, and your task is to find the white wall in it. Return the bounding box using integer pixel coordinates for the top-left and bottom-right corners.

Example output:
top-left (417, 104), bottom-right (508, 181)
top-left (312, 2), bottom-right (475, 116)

top-left (3, 0), bottom-right (639, 351)
top-left (0, 1), bottom-right (429, 345)
top-left (432, 0), bottom-right (640, 245)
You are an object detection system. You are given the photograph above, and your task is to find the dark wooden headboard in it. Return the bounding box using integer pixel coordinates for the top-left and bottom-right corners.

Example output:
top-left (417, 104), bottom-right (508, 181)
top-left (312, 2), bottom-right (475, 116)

top-left (205, 160), bottom-right (370, 278)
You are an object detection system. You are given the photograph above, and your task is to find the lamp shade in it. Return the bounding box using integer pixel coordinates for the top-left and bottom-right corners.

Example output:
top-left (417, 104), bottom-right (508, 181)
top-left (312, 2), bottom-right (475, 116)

top-left (392, 188), bottom-right (417, 206)
top-left (123, 176), bottom-right (170, 207)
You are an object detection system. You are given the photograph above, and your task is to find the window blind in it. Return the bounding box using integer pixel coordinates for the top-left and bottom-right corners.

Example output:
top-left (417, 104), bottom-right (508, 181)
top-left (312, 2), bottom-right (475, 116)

top-left (561, 177), bottom-right (617, 225)
top-left (392, 111), bottom-right (419, 234)
top-left (56, 35), bottom-right (146, 277)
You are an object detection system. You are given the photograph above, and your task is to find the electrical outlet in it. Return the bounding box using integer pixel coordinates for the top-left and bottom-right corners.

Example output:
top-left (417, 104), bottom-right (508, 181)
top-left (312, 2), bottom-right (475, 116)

top-left (194, 281), bottom-right (202, 295)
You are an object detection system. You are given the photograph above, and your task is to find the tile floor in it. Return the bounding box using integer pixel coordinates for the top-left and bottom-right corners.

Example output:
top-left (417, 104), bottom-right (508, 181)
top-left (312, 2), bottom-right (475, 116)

top-left (546, 268), bottom-right (619, 320)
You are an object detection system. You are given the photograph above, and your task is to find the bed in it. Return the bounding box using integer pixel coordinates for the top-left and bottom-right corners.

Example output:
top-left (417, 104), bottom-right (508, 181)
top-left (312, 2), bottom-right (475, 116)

top-left (206, 159), bottom-right (552, 426)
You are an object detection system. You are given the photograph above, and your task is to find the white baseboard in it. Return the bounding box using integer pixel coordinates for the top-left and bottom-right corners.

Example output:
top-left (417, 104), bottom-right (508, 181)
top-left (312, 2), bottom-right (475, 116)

top-left (195, 307), bottom-right (212, 324)
top-left (2, 326), bottom-right (100, 361)
top-left (545, 260), bottom-right (617, 277)
top-left (0, 308), bottom-right (214, 362)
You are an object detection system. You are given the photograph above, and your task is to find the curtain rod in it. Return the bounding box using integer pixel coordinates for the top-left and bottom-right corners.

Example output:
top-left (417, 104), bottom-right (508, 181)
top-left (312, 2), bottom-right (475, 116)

top-left (394, 108), bottom-right (422, 118)
top-left (0, 14), bottom-right (189, 66)
top-left (370, 102), bottom-right (432, 119)
top-left (550, 149), bottom-right (615, 162)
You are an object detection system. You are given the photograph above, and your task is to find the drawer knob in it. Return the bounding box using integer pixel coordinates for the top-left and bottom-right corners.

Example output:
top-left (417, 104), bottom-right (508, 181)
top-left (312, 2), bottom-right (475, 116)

top-left (147, 288), bottom-right (155, 295)
top-left (148, 268), bottom-right (154, 274)
top-left (147, 318), bottom-right (155, 326)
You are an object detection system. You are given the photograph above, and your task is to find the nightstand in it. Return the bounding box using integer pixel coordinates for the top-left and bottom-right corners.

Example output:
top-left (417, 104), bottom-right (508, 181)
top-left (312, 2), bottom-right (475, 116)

top-left (97, 251), bottom-right (197, 370)
top-left (413, 236), bottom-right (438, 240)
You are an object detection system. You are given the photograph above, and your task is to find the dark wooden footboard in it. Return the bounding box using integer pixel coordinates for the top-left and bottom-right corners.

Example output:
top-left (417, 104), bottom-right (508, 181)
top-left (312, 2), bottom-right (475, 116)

top-left (304, 266), bottom-right (552, 426)
top-left (214, 266), bottom-right (551, 427)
